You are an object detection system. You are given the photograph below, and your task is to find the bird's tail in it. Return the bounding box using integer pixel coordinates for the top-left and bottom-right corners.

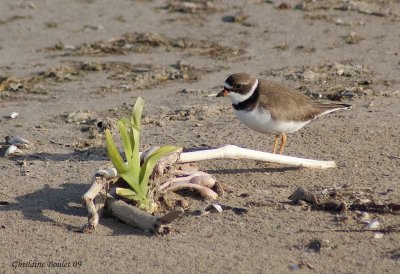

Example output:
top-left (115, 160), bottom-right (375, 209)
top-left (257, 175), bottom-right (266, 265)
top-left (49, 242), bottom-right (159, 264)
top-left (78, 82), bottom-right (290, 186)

top-left (316, 103), bottom-right (351, 116)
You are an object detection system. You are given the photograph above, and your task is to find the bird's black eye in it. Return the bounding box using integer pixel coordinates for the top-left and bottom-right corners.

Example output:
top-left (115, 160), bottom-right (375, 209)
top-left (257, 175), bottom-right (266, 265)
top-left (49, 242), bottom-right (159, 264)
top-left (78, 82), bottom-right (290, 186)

top-left (234, 84), bottom-right (242, 89)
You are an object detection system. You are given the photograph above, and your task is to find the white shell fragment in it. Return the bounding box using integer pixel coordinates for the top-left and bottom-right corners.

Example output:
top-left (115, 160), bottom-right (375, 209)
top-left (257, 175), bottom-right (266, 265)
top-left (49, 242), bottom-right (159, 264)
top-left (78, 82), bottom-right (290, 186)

top-left (211, 203), bottom-right (223, 213)
top-left (5, 136), bottom-right (30, 148)
top-left (5, 145), bottom-right (23, 157)
top-left (374, 233), bottom-right (384, 239)
top-left (95, 168), bottom-right (118, 179)
top-left (10, 112), bottom-right (19, 119)
top-left (363, 220), bottom-right (380, 230)
top-left (356, 211), bottom-right (370, 223)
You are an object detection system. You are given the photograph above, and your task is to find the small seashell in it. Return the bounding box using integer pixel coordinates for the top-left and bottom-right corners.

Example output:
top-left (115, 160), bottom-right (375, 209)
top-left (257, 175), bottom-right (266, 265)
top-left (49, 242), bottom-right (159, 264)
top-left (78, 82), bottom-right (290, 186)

top-left (5, 136), bottom-right (30, 148)
top-left (334, 18), bottom-right (344, 25)
top-left (64, 44), bottom-right (76, 50)
top-left (10, 112), bottom-right (19, 119)
top-left (374, 233), bottom-right (384, 239)
top-left (357, 198), bottom-right (371, 204)
top-left (356, 211), bottom-right (370, 223)
top-left (211, 203), bottom-right (223, 213)
top-left (95, 167), bottom-right (118, 179)
top-left (364, 220), bottom-right (380, 230)
top-left (5, 145), bottom-right (23, 157)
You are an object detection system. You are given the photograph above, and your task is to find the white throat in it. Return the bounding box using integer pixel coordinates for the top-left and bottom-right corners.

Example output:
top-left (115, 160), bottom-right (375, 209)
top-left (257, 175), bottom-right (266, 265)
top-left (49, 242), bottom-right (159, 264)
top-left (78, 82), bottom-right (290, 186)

top-left (228, 79), bottom-right (259, 105)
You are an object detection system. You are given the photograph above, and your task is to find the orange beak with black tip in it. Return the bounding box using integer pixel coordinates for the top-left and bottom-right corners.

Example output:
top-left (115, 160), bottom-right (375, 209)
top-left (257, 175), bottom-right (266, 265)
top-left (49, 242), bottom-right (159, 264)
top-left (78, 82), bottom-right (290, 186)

top-left (216, 89), bottom-right (229, 97)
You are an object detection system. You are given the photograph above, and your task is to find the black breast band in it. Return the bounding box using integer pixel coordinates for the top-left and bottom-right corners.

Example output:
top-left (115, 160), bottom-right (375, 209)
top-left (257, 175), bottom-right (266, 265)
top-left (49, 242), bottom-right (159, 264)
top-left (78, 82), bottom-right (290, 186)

top-left (232, 87), bottom-right (259, 111)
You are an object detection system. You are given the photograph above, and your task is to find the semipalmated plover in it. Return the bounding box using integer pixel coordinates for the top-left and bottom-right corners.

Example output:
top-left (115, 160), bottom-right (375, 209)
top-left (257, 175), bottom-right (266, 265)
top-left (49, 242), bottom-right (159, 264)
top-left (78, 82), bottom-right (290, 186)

top-left (217, 73), bottom-right (351, 154)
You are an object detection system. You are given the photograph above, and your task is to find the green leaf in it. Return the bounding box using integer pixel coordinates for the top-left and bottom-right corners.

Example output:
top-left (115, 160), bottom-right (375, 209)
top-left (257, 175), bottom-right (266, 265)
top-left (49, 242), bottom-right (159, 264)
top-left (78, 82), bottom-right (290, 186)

top-left (105, 129), bottom-right (128, 174)
top-left (131, 127), bottom-right (141, 177)
top-left (132, 97), bottom-right (145, 129)
top-left (115, 187), bottom-right (142, 202)
top-left (117, 120), bottom-right (133, 171)
top-left (139, 145), bottom-right (181, 195)
top-left (120, 172), bottom-right (142, 197)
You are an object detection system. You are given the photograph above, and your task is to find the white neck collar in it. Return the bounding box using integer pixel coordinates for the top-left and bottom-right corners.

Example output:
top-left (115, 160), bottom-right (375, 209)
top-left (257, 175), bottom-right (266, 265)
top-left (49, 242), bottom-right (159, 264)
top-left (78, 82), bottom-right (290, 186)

top-left (228, 79), bottom-right (258, 105)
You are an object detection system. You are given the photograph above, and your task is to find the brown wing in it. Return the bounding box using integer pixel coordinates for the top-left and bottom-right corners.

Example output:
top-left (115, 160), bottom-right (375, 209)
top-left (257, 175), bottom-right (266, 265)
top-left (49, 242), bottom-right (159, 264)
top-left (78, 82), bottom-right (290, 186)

top-left (257, 80), bottom-right (321, 122)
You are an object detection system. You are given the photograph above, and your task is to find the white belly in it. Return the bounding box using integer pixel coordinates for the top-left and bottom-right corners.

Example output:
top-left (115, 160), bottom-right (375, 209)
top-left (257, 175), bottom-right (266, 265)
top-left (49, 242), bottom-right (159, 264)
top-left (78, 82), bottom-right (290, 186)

top-left (234, 108), bottom-right (310, 134)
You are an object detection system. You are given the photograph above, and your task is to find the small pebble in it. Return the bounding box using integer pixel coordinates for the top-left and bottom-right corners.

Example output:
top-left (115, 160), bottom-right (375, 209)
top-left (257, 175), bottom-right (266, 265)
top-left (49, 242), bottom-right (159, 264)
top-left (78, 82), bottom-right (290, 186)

top-left (10, 112), bottom-right (19, 119)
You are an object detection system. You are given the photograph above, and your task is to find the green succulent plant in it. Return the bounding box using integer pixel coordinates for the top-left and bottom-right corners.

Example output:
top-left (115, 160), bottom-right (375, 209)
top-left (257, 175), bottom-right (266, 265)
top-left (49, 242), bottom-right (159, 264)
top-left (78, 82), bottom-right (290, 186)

top-left (105, 97), bottom-right (180, 212)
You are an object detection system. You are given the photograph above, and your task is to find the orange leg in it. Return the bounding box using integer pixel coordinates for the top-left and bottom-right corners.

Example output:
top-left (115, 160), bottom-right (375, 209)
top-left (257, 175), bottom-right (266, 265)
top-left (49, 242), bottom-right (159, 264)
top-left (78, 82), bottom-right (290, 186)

top-left (279, 133), bottom-right (287, 155)
top-left (272, 134), bottom-right (280, 154)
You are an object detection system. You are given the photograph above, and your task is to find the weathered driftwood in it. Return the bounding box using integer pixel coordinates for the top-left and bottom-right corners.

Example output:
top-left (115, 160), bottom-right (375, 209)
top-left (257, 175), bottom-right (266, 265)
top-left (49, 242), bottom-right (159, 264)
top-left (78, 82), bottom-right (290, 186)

top-left (105, 194), bottom-right (184, 231)
top-left (81, 176), bottom-right (108, 232)
top-left (159, 171), bottom-right (218, 199)
top-left (82, 145), bottom-right (336, 231)
top-left (178, 145), bottom-right (336, 169)
top-left (81, 171), bottom-right (184, 232)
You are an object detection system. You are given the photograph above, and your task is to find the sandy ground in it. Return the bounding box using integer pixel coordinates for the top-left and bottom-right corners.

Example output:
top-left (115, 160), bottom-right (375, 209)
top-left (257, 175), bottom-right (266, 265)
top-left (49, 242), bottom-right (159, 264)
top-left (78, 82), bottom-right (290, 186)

top-left (1, 0), bottom-right (400, 273)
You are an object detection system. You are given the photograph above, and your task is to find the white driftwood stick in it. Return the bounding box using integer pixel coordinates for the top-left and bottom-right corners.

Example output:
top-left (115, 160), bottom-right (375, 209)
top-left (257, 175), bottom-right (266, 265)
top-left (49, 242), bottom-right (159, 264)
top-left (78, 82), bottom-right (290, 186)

top-left (178, 145), bottom-right (336, 169)
top-left (105, 195), bottom-right (184, 231)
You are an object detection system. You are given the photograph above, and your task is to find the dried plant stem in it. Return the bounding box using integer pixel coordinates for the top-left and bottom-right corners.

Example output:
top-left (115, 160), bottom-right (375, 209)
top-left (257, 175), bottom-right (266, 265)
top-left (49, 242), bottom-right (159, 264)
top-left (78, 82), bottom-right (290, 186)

top-left (178, 145), bottom-right (336, 169)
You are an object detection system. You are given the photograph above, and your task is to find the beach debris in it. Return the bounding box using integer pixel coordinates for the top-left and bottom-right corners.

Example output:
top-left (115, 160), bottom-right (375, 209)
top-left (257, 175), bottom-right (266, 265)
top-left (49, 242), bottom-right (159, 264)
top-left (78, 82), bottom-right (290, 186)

top-left (288, 186), bottom-right (400, 214)
top-left (81, 169), bottom-right (186, 232)
top-left (355, 211), bottom-right (370, 223)
top-left (5, 145), bottom-right (23, 157)
top-left (5, 136), bottom-right (30, 148)
top-left (223, 9), bottom-right (253, 27)
top-left (165, 0), bottom-right (217, 14)
top-left (209, 203), bottom-right (223, 213)
top-left (66, 110), bottom-right (94, 123)
top-left (363, 219), bottom-right (380, 230)
top-left (289, 260), bottom-right (315, 271)
top-left (306, 239), bottom-right (322, 252)
top-left (159, 171), bottom-right (218, 200)
top-left (45, 32), bottom-right (245, 61)
top-left (276, 3), bottom-right (291, 10)
top-left (178, 145), bottom-right (336, 169)
top-left (343, 31), bottom-right (364, 45)
top-left (296, 0), bottom-right (391, 18)
top-left (82, 144), bottom-right (336, 231)
top-left (9, 112), bottom-right (19, 119)
top-left (374, 233), bottom-right (384, 239)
